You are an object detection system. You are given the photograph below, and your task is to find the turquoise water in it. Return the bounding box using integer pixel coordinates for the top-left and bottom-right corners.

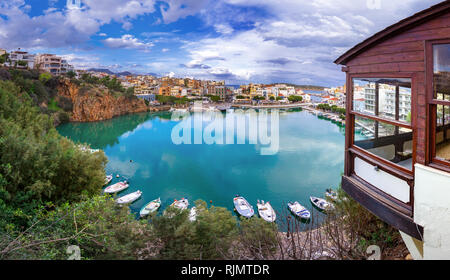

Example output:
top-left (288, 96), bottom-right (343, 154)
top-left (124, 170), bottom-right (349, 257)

top-left (57, 109), bottom-right (346, 223)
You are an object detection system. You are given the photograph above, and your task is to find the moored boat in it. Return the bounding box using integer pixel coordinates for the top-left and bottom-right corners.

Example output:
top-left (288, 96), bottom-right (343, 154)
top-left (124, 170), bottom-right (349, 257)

top-left (116, 190), bottom-right (142, 204)
top-left (171, 198), bottom-right (189, 210)
top-left (105, 174), bottom-right (113, 185)
top-left (310, 196), bottom-right (334, 211)
top-left (139, 198), bottom-right (162, 217)
top-left (257, 200), bottom-right (276, 222)
top-left (288, 201), bottom-right (311, 220)
top-left (233, 196), bottom-right (254, 218)
top-left (104, 181), bottom-right (129, 194)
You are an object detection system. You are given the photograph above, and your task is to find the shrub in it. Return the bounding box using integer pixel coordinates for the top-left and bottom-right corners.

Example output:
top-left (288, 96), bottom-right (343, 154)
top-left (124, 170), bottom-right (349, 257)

top-left (39, 72), bottom-right (52, 84)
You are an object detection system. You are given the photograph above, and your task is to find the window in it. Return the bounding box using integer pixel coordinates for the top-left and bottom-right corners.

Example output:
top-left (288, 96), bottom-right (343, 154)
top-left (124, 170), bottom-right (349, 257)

top-left (352, 77), bottom-right (413, 172)
top-left (353, 78), bottom-right (412, 124)
top-left (428, 42), bottom-right (450, 168)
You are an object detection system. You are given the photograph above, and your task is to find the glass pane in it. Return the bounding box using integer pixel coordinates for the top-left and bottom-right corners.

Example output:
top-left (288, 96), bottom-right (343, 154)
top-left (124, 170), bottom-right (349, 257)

top-left (353, 78), bottom-right (412, 124)
top-left (354, 115), bottom-right (413, 170)
top-left (435, 105), bottom-right (450, 162)
top-left (433, 44), bottom-right (450, 101)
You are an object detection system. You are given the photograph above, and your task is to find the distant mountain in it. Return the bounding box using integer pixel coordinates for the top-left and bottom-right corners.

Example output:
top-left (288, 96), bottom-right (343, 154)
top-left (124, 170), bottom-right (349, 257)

top-left (117, 71), bottom-right (133, 77)
top-left (87, 68), bottom-right (115, 75)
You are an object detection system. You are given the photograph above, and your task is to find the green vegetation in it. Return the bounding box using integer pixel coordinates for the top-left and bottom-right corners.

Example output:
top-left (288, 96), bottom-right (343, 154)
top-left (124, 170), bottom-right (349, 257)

top-left (79, 73), bottom-right (132, 98)
top-left (0, 80), bottom-right (107, 234)
top-left (317, 103), bottom-right (346, 115)
top-left (253, 96), bottom-right (265, 101)
top-left (288, 95), bottom-right (303, 102)
top-left (0, 53), bottom-right (9, 65)
top-left (156, 95), bottom-right (189, 105)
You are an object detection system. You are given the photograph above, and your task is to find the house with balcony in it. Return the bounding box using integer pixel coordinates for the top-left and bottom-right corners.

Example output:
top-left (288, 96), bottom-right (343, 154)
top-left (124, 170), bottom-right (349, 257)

top-left (35, 54), bottom-right (74, 75)
top-left (335, 1), bottom-right (450, 259)
top-left (7, 50), bottom-right (35, 69)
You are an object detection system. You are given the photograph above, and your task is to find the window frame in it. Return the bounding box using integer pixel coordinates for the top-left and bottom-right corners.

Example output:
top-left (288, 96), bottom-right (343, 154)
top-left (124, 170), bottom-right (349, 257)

top-left (426, 39), bottom-right (450, 171)
top-left (349, 73), bottom-right (416, 177)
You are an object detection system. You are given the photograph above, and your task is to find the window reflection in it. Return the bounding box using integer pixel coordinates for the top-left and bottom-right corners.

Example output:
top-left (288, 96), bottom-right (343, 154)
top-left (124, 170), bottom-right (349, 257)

top-left (436, 105), bottom-right (450, 162)
top-left (353, 78), bottom-right (412, 123)
top-left (433, 44), bottom-right (450, 101)
top-left (354, 115), bottom-right (413, 170)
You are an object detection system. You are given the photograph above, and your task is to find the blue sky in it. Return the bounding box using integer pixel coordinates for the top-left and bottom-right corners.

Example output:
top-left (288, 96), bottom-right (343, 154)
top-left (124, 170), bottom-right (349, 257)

top-left (0, 0), bottom-right (443, 86)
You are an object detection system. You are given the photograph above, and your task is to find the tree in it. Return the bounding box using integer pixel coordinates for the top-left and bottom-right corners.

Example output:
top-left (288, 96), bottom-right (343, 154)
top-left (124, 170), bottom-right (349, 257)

top-left (39, 72), bottom-right (52, 84)
top-left (210, 95), bottom-right (220, 102)
top-left (288, 95), bottom-right (303, 102)
top-left (66, 71), bottom-right (76, 79)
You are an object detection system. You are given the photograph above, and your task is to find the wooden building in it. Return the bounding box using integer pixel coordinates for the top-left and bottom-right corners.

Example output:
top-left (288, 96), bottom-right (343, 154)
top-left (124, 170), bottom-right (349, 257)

top-left (335, 1), bottom-right (450, 259)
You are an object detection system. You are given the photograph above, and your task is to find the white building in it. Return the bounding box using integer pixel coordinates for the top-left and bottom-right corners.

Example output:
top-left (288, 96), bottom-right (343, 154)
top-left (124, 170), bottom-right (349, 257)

top-left (7, 50), bottom-right (35, 69)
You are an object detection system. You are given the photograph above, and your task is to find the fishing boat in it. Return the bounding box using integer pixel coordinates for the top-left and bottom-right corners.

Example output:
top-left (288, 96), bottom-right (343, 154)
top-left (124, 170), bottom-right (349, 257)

top-left (325, 189), bottom-right (338, 200)
top-left (310, 196), bottom-right (334, 211)
top-left (288, 201), bottom-right (311, 220)
top-left (104, 174), bottom-right (113, 185)
top-left (116, 190), bottom-right (142, 204)
top-left (189, 207), bottom-right (197, 222)
top-left (104, 181), bottom-right (129, 194)
top-left (139, 198), bottom-right (161, 217)
top-left (171, 198), bottom-right (189, 210)
top-left (233, 196), bottom-right (254, 218)
top-left (257, 200), bottom-right (276, 222)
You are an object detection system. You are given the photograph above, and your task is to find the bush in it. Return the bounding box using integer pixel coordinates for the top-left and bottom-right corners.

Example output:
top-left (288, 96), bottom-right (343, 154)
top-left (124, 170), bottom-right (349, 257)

top-left (0, 68), bottom-right (11, 81)
top-left (39, 72), bottom-right (52, 84)
top-left (151, 200), bottom-right (238, 260)
top-left (58, 111), bottom-right (70, 124)
top-left (0, 195), bottom-right (150, 260)
top-left (0, 81), bottom-right (107, 232)
top-left (57, 96), bottom-right (73, 112)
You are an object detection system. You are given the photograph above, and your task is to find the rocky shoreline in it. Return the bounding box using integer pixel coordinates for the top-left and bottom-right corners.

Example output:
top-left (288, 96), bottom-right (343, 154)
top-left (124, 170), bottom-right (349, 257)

top-left (57, 79), bottom-right (170, 123)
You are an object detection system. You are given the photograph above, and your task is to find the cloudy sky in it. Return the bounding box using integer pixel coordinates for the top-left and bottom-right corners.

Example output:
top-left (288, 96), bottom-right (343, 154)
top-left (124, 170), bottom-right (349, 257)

top-left (0, 0), bottom-right (443, 86)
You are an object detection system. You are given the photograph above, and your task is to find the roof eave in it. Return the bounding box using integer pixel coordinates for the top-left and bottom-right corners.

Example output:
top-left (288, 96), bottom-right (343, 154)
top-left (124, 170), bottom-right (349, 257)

top-left (334, 1), bottom-right (450, 65)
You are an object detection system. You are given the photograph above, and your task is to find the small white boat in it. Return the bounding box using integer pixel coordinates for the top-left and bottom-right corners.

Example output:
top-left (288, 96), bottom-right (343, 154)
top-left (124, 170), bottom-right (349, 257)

top-left (116, 190), bottom-right (142, 204)
top-left (104, 174), bottom-right (113, 185)
top-left (233, 196), bottom-right (254, 218)
top-left (171, 198), bottom-right (189, 210)
top-left (288, 201), bottom-right (311, 220)
top-left (257, 200), bottom-right (276, 222)
top-left (325, 188), bottom-right (338, 200)
top-left (310, 196), bottom-right (334, 211)
top-left (139, 198), bottom-right (161, 217)
top-left (104, 181), bottom-right (129, 194)
top-left (189, 207), bottom-right (197, 222)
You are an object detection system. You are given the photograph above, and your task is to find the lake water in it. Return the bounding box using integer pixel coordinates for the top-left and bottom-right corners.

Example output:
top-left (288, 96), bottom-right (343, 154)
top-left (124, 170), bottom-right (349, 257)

top-left (57, 108), bottom-right (346, 223)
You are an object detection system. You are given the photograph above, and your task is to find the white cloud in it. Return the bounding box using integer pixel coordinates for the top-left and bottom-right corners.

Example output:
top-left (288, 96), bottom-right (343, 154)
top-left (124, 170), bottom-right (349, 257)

top-left (214, 23), bottom-right (233, 35)
top-left (0, 0), bottom-right (157, 49)
top-left (103, 34), bottom-right (154, 51)
top-left (160, 0), bottom-right (209, 23)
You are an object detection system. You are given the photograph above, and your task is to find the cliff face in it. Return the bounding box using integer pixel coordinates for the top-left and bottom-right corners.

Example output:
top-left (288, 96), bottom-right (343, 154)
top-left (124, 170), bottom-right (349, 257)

top-left (57, 80), bottom-right (153, 122)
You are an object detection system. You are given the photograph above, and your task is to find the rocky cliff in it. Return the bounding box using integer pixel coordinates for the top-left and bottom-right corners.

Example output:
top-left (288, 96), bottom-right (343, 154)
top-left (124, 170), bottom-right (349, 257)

top-left (57, 79), bottom-right (159, 122)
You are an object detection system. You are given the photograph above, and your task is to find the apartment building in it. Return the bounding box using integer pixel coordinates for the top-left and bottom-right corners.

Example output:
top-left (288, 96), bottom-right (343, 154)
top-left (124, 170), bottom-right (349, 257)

top-left (35, 54), bottom-right (74, 75)
top-left (8, 50), bottom-right (35, 69)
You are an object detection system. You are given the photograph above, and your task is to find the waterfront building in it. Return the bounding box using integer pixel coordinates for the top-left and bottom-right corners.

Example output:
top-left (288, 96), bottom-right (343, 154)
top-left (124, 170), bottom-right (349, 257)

top-left (215, 86), bottom-right (226, 100)
top-left (159, 86), bottom-right (171, 96)
top-left (335, 1), bottom-right (450, 259)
